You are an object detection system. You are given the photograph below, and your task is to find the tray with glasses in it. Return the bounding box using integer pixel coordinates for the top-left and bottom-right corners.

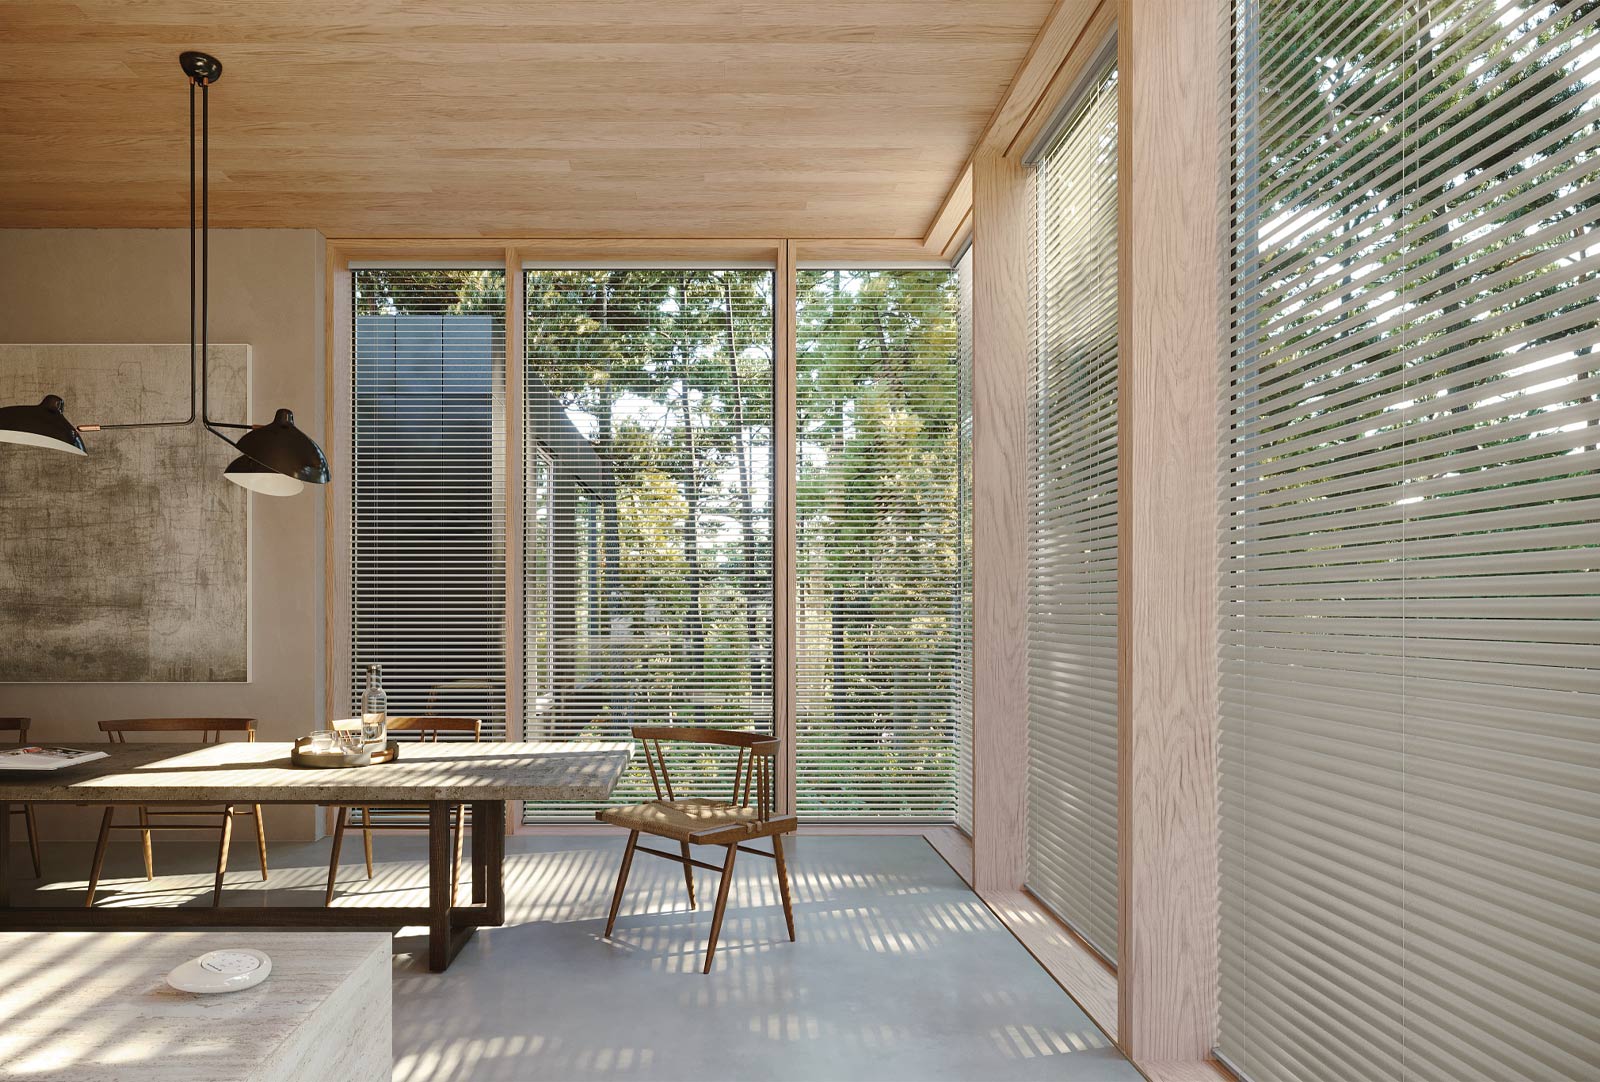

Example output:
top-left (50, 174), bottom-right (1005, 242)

top-left (291, 728), bottom-right (401, 769)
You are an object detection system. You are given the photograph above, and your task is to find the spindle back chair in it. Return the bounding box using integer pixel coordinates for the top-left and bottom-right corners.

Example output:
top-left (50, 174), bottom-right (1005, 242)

top-left (597, 726), bottom-right (797, 973)
top-left (2, 718), bottom-right (43, 878)
top-left (86, 718), bottom-right (265, 907)
top-left (324, 716), bottom-right (481, 906)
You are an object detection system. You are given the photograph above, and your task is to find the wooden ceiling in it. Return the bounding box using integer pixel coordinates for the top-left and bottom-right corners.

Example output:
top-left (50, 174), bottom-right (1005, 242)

top-left (0, 1), bottom-right (1056, 239)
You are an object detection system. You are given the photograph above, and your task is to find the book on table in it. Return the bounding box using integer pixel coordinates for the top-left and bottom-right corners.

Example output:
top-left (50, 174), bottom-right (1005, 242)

top-left (0, 745), bottom-right (109, 771)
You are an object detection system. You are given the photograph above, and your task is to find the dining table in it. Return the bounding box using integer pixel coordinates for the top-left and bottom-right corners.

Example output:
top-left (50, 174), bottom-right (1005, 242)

top-left (0, 739), bottom-right (632, 971)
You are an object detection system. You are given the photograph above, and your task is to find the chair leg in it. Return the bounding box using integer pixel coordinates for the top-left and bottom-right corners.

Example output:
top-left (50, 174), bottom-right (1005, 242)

top-left (325, 807), bottom-right (348, 906)
top-left (703, 842), bottom-right (740, 974)
top-left (604, 829), bottom-right (640, 938)
top-left (361, 808), bottom-right (374, 879)
top-left (23, 804), bottom-right (41, 879)
top-left (773, 833), bottom-right (797, 942)
top-left (253, 804), bottom-right (268, 881)
top-left (680, 840), bottom-right (696, 908)
top-left (213, 806), bottom-right (235, 907)
top-left (137, 806), bottom-right (153, 880)
top-left (451, 804), bottom-right (466, 906)
top-left (85, 807), bottom-right (114, 907)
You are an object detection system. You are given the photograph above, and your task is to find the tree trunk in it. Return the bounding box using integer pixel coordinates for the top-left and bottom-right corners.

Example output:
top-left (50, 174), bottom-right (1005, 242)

top-left (679, 274), bottom-right (706, 723)
top-left (722, 276), bottom-right (764, 698)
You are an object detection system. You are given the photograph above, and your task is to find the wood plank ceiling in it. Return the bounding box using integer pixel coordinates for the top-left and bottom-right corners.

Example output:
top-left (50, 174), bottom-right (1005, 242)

top-left (0, 1), bottom-right (1055, 239)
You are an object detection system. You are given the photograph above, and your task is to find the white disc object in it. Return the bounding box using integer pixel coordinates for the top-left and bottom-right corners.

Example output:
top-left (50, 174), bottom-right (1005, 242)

top-left (166, 948), bottom-right (272, 994)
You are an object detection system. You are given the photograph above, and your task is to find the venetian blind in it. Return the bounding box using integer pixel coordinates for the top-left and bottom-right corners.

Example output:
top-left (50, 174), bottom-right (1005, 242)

top-left (956, 246), bottom-right (977, 836)
top-left (794, 269), bottom-right (967, 820)
top-left (1220, 2), bottom-right (1600, 1079)
top-left (1025, 60), bottom-right (1122, 963)
top-left (350, 269), bottom-right (507, 739)
top-left (522, 269), bottom-right (775, 821)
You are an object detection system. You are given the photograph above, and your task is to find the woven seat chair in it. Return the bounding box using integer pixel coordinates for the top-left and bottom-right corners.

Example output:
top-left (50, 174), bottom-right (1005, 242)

top-left (2, 719), bottom-right (43, 878)
top-left (86, 718), bottom-right (266, 907)
top-left (324, 716), bottom-right (480, 906)
top-left (598, 726), bottom-right (797, 973)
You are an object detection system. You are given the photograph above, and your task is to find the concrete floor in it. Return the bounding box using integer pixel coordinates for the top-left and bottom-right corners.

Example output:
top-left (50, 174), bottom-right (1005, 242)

top-left (8, 832), bottom-right (1137, 1082)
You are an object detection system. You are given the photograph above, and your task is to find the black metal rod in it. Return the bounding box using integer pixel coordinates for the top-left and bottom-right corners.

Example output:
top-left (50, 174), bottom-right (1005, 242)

top-left (193, 75), bottom-right (248, 448)
top-left (79, 78), bottom-right (203, 434)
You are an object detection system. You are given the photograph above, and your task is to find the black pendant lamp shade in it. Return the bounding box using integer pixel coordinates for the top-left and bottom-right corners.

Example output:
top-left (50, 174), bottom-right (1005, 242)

top-left (231, 409), bottom-right (329, 487)
top-left (0, 395), bottom-right (88, 456)
top-left (224, 454), bottom-right (305, 497)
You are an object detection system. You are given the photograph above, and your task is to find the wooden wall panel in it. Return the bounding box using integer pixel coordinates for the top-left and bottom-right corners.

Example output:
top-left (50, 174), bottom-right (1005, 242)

top-left (1116, 0), bottom-right (1224, 1064)
top-left (324, 245), bottom-right (353, 731)
top-left (971, 148), bottom-right (1032, 893)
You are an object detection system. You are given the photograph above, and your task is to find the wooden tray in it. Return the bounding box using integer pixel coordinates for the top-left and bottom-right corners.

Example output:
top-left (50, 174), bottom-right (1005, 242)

top-left (290, 738), bottom-right (400, 769)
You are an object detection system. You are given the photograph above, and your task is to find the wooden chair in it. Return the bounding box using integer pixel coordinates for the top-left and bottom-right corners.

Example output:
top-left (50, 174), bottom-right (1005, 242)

top-left (2, 718), bottom-right (43, 878)
top-left (86, 718), bottom-right (266, 907)
top-left (598, 726), bottom-right (797, 973)
top-left (324, 716), bottom-right (480, 906)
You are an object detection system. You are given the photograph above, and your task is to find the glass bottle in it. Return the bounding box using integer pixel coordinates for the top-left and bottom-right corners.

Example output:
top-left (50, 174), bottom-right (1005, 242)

top-left (361, 664), bottom-right (388, 747)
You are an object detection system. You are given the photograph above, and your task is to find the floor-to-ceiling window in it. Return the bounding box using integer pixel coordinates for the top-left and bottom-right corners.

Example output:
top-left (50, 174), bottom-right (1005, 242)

top-left (794, 268), bottom-right (969, 820)
top-left (522, 269), bottom-right (774, 819)
top-left (1025, 57), bottom-right (1122, 963)
top-left (348, 259), bottom-right (973, 822)
top-left (1221, 3), bottom-right (1600, 1078)
top-left (350, 268), bottom-right (508, 736)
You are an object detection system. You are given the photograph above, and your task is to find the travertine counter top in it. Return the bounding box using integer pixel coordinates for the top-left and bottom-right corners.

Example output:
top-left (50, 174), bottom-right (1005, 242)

top-left (0, 740), bottom-right (631, 803)
top-left (0, 931), bottom-right (391, 1082)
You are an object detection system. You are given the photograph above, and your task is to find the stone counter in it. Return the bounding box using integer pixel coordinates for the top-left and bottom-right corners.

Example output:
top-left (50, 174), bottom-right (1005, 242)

top-left (0, 931), bottom-right (390, 1082)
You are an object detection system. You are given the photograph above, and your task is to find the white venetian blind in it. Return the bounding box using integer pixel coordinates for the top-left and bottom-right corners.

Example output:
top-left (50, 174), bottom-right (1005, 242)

top-left (956, 246), bottom-right (977, 836)
top-left (1220, 2), bottom-right (1600, 1079)
top-left (1025, 60), bottom-right (1122, 963)
top-left (522, 269), bottom-right (774, 821)
top-left (350, 269), bottom-right (507, 738)
top-left (795, 269), bottom-right (968, 820)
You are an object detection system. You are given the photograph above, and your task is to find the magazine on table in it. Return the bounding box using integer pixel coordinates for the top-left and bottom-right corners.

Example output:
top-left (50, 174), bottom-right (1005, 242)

top-left (0, 745), bottom-right (109, 772)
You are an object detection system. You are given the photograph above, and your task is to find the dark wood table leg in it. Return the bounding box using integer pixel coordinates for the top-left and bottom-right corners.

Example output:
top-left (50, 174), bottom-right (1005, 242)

top-left (470, 801), bottom-right (488, 905)
top-left (485, 800), bottom-right (505, 927)
top-left (1, 801), bottom-right (12, 909)
top-left (428, 801), bottom-right (452, 972)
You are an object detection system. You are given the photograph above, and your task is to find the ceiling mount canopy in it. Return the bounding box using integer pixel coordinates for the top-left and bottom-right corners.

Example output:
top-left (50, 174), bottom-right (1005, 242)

top-left (0, 49), bottom-right (329, 498)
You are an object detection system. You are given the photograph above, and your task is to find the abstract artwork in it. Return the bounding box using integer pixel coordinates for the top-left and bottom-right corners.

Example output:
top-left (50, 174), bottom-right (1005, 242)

top-left (0, 343), bottom-right (250, 682)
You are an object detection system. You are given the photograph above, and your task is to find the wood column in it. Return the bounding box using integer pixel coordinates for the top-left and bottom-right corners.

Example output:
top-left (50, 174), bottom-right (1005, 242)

top-left (1117, 0), bottom-right (1225, 1065)
top-left (971, 147), bottom-right (1031, 893)
top-left (773, 240), bottom-right (798, 816)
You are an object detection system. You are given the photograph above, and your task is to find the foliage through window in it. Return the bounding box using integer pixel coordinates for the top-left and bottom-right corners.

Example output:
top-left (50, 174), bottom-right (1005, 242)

top-left (795, 269), bottom-right (969, 820)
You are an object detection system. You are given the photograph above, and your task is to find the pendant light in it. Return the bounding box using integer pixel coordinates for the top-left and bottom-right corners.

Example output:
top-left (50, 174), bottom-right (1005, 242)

top-left (0, 50), bottom-right (330, 498)
top-left (0, 396), bottom-right (88, 455)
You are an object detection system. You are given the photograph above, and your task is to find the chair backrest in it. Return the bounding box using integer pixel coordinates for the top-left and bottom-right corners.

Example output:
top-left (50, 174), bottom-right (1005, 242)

top-left (99, 718), bottom-right (257, 744)
top-left (630, 726), bottom-right (779, 819)
top-left (386, 716), bottom-right (481, 742)
top-left (0, 718), bottom-right (30, 743)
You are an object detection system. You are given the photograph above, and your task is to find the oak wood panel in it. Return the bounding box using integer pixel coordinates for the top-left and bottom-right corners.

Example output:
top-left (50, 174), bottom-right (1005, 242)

top-left (970, 147), bottom-right (1031, 894)
top-left (921, 163), bottom-right (973, 259)
top-left (918, 0), bottom-right (1107, 276)
top-left (923, 825), bottom-right (974, 886)
top-left (1007, 1), bottom-right (1116, 161)
top-left (1116, 0), bottom-right (1224, 1064)
top-left (0, 1), bottom-right (1055, 239)
top-left (324, 248), bottom-right (354, 734)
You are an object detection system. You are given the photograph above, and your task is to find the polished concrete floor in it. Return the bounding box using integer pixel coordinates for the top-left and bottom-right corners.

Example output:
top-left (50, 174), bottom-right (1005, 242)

top-left (9, 832), bottom-right (1137, 1082)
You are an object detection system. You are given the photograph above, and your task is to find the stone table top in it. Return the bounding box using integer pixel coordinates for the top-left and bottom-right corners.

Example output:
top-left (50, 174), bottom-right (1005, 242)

top-left (0, 741), bottom-right (632, 803)
top-left (0, 931), bottom-right (391, 1082)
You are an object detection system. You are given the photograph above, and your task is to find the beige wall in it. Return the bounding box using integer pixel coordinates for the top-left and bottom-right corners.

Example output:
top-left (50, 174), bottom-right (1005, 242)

top-left (0, 228), bottom-right (326, 840)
